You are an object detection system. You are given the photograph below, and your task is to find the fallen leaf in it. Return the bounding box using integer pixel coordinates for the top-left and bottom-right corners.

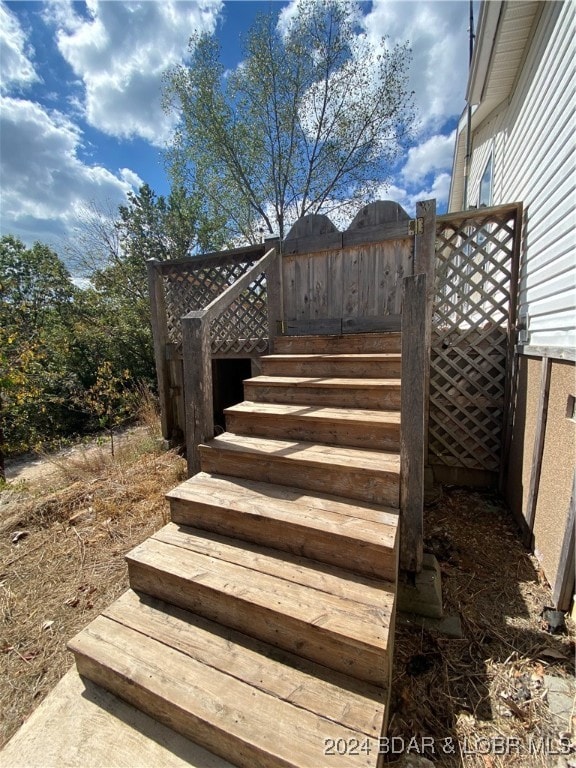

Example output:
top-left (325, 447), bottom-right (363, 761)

top-left (538, 647), bottom-right (569, 661)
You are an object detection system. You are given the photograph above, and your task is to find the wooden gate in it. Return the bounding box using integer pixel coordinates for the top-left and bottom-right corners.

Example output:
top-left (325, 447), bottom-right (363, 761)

top-left (281, 201), bottom-right (422, 335)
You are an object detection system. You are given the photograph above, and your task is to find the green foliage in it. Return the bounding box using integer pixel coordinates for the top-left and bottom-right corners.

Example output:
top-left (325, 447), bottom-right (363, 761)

top-left (0, 236), bottom-right (83, 460)
top-left (164, 0), bottom-right (415, 240)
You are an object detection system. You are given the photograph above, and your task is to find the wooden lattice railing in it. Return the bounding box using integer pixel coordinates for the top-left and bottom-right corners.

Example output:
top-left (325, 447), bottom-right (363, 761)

top-left (430, 203), bottom-right (522, 477)
top-left (147, 242), bottom-right (280, 439)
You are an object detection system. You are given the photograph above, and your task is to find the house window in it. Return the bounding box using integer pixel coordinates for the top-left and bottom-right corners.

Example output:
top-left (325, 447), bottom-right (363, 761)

top-left (478, 154), bottom-right (493, 207)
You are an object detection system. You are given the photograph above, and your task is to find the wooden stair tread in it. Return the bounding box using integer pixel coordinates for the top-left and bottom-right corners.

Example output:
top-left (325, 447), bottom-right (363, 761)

top-left (126, 536), bottom-right (394, 683)
top-left (202, 432), bottom-right (400, 472)
top-left (128, 531), bottom-right (394, 644)
top-left (225, 400), bottom-right (401, 426)
top-left (264, 353), bottom-right (401, 361)
top-left (168, 473), bottom-right (398, 580)
top-left (151, 523), bottom-right (395, 607)
top-left (273, 333), bottom-right (401, 354)
top-left (248, 375), bottom-right (400, 389)
top-left (200, 433), bottom-right (400, 506)
top-left (169, 471), bottom-right (399, 533)
top-left (70, 592), bottom-right (385, 767)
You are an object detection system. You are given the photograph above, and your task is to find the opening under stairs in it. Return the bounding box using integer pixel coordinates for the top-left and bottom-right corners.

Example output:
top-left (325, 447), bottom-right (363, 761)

top-left (69, 332), bottom-right (404, 768)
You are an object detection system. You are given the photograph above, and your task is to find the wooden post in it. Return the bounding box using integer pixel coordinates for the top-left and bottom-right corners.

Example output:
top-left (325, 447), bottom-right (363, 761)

top-left (147, 259), bottom-right (173, 440)
top-left (414, 199), bottom-right (436, 467)
top-left (265, 238), bottom-right (282, 351)
top-left (553, 471), bottom-right (575, 611)
top-left (400, 273), bottom-right (426, 574)
top-left (182, 313), bottom-right (214, 477)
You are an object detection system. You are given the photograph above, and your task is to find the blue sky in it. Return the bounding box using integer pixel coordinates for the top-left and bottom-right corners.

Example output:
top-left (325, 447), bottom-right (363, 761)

top-left (1, 1), bottom-right (474, 265)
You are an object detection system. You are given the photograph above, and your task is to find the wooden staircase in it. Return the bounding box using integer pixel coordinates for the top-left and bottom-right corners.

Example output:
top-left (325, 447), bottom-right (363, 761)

top-left (68, 332), bottom-right (403, 768)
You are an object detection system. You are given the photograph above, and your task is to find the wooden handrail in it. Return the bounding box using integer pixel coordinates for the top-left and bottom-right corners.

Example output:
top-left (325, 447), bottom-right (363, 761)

top-left (181, 246), bottom-right (280, 475)
top-left (155, 243), bottom-right (266, 273)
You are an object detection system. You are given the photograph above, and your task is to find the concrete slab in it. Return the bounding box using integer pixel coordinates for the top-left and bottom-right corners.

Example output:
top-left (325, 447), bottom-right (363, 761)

top-left (0, 668), bottom-right (234, 768)
top-left (544, 674), bottom-right (576, 729)
top-left (398, 553), bottom-right (443, 619)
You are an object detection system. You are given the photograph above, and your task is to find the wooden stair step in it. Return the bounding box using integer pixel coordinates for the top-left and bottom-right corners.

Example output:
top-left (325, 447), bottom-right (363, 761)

top-left (244, 376), bottom-right (401, 410)
top-left (261, 353), bottom-right (401, 378)
top-left (69, 590), bottom-right (386, 767)
top-left (225, 400), bottom-right (401, 450)
top-left (125, 527), bottom-right (395, 685)
top-left (169, 472), bottom-right (399, 580)
top-left (273, 332), bottom-right (401, 355)
top-left (200, 433), bottom-right (400, 506)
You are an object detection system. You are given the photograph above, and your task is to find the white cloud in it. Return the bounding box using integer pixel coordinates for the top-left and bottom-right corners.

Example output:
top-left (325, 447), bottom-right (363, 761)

top-left (0, 2), bottom-right (40, 92)
top-left (379, 172), bottom-right (452, 216)
top-left (363, 0), bottom-right (470, 134)
top-left (47, 0), bottom-right (223, 146)
top-left (402, 130), bottom-right (456, 183)
top-left (119, 167), bottom-right (144, 190)
top-left (0, 96), bottom-right (134, 249)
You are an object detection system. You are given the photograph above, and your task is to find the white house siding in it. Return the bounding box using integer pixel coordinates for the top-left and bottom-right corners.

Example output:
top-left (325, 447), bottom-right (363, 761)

top-left (467, 1), bottom-right (576, 350)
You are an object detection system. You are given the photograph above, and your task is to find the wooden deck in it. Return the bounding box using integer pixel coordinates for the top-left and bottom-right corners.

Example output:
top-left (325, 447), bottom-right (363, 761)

top-left (65, 332), bottom-right (403, 767)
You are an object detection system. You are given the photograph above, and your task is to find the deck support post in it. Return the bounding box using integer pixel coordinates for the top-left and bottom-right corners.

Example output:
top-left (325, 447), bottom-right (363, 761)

top-left (414, 199), bottom-right (436, 468)
top-left (182, 313), bottom-right (213, 477)
top-left (400, 273), bottom-right (426, 574)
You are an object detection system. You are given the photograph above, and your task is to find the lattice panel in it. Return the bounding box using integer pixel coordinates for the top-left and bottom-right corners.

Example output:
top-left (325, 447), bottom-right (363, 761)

top-left (162, 259), bottom-right (268, 355)
top-left (211, 272), bottom-right (269, 356)
top-left (430, 211), bottom-right (518, 471)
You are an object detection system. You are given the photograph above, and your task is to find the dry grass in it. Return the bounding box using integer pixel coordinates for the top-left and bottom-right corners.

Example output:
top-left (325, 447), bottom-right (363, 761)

top-left (0, 427), bottom-right (186, 747)
top-left (388, 487), bottom-right (575, 767)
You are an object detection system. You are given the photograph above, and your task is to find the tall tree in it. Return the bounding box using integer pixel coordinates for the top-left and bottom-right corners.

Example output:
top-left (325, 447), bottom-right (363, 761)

top-left (0, 236), bottom-right (80, 471)
top-left (164, 0), bottom-right (415, 241)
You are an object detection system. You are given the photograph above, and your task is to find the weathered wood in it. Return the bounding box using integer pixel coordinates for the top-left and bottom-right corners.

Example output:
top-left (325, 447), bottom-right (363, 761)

top-left (414, 199), bottom-right (436, 467)
top-left (103, 591), bottom-right (387, 737)
top-left (182, 315), bottom-right (213, 476)
top-left (156, 243), bottom-right (265, 273)
top-left (153, 523), bottom-right (394, 608)
top-left (552, 471), bottom-right (575, 610)
top-left (284, 318), bottom-right (343, 336)
top-left (147, 259), bottom-right (173, 439)
top-left (273, 332), bottom-right (401, 355)
top-left (71, 613), bottom-right (385, 768)
top-left (200, 433), bottom-right (400, 506)
top-left (284, 213), bottom-right (339, 240)
top-left (225, 401), bottom-right (401, 451)
top-left (343, 315), bottom-right (402, 333)
top-left (261, 353), bottom-right (402, 378)
top-left (500, 202), bottom-right (523, 492)
top-left (168, 472), bottom-right (399, 580)
top-left (430, 205), bottom-right (521, 473)
top-left (524, 356), bottom-right (552, 545)
top-left (264, 239), bottom-right (282, 350)
top-left (348, 201), bottom-right (410, 229)
top-left (126, 536), bottom-right (393, 685)
top-left (0, 668), bottom-right (236, 768)
top-left (244, 376), bottom-right (401, 410)
top-left (400, 274), bottom-right (426, 574)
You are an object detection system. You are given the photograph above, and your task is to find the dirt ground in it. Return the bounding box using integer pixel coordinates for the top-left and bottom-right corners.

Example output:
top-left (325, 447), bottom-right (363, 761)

top-left (1, 443), bottom-right (574, 766)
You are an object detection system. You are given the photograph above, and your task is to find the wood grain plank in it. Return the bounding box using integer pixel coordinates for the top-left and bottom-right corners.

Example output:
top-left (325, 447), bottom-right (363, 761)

top-left (101, 590), bottom-right (387, 737)
top-left (169, 475), bottom-right (398, 580)
top-left (126, 538), bottom-right (393, 685)
top-left (70, 616), bottom-right (380, 768)
top-left (273, 333), bottom-right (402, 354)
top-left (152, 523), bottom-right (395, 608)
